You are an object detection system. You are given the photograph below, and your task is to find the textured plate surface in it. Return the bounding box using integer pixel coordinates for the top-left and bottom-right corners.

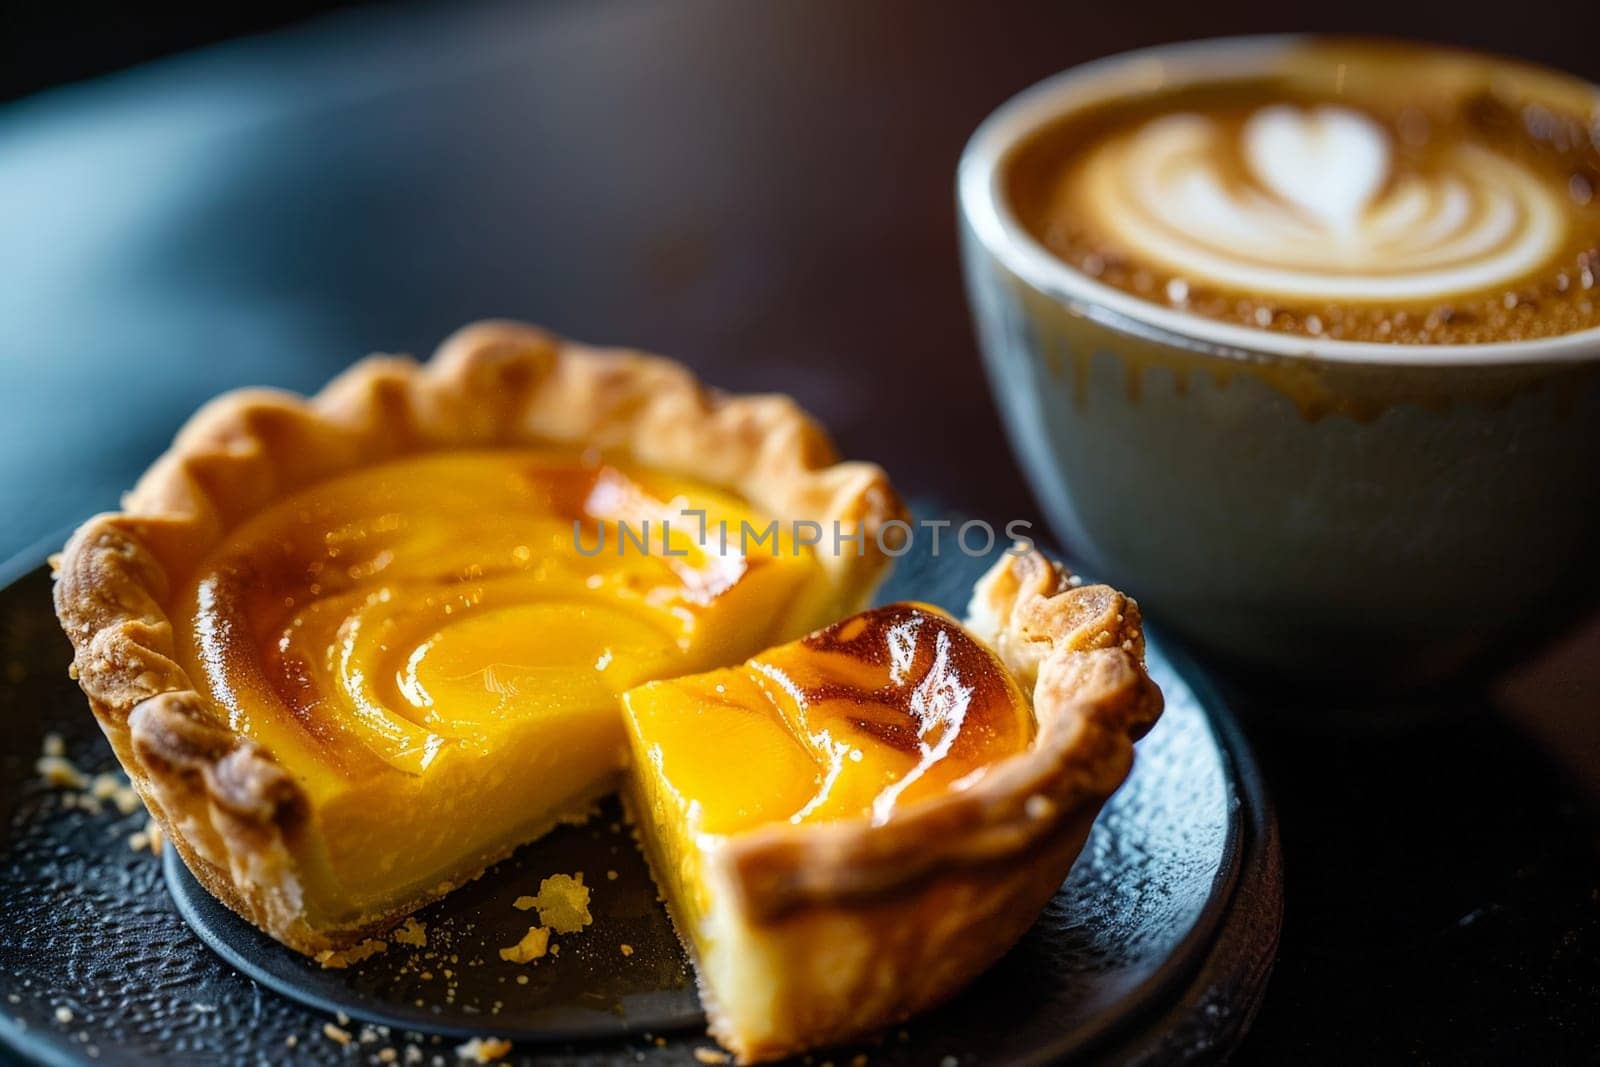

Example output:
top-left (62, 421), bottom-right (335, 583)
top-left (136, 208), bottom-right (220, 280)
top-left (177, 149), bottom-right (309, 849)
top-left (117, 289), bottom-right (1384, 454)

top-left (160, 796), bottom-right (705, 1042)
top-left (0, 517), bottom-right (1279, 1065)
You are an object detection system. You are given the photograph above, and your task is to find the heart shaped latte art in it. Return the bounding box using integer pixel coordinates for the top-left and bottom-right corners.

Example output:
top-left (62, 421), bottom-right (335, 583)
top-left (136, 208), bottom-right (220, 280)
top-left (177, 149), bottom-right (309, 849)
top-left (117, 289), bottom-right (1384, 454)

top-left (1243, 106), bottom-right (1391, 229)
top-left (1072, 105), bottom-right (1567, 303)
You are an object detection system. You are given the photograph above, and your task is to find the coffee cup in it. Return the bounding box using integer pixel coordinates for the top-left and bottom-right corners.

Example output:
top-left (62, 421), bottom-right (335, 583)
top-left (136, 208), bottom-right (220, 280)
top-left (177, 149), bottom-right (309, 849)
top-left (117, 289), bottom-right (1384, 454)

top-left (957, 35), bottom-right (1600, 686)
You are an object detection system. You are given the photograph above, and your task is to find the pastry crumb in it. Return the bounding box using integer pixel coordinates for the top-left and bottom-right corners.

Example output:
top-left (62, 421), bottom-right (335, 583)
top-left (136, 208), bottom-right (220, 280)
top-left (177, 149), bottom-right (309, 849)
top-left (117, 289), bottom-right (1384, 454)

top-left (128, 817), bottom-right (164, 853)
top-left (316, 938), bottom-right (387, 969)
top-left (323, 1022), bottom-right (352, 1045)
top-left (619, 944), bottom-right (633, 957)
top-left (36, 736), bottom-right (151, 834)
top-left (511, 895), bottom-right (536, 911)
top-left (530, 873), bottom-right (591, 933)
top-left (36, 754), bottom-right (87, 790)
top-left (393, 917), bottom-right (428, 947)
top-left (455, 1036), bottom-right (512, 1063)
top-left (498, 926), bottom-right (550, 964)
top-left (693, 1049), bottom-right (731, 1064)
top-left (53, 1006), bottom-right (73, 1024)
top-left (89, 772), bottom-right (134, 811)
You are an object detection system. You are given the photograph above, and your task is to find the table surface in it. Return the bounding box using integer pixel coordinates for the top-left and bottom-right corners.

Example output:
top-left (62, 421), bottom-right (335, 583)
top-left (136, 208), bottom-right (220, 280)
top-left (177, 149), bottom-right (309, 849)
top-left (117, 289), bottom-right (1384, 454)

top-left (1, 1), bottom-right (1597, 1061)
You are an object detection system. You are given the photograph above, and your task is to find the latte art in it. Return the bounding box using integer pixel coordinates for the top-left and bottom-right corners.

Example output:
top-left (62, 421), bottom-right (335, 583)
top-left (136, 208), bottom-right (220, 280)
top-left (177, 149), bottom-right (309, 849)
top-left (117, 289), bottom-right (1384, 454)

top-left (1009, 42), bottom-right (1600, 344)
top-left (1079, 106), bottom-right (1568, 303)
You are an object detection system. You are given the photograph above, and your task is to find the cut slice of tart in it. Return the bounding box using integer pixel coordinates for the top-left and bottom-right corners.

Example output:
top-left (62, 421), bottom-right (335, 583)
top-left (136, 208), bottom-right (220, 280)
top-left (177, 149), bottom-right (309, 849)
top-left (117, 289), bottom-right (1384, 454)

top-left (621, 549), bottom-right (1162, 1063)
top-left (53, 322), bottom-right (903, 954)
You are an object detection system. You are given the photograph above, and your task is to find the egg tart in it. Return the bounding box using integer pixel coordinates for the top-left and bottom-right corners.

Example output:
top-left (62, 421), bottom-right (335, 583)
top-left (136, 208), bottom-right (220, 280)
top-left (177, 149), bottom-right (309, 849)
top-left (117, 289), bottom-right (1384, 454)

top-left (53, 322), bottom-right (900, 950)
top-left (53, 321), bottom-right (1161, 1063)
top-left (622, 560), bottom-right (1161, 1063)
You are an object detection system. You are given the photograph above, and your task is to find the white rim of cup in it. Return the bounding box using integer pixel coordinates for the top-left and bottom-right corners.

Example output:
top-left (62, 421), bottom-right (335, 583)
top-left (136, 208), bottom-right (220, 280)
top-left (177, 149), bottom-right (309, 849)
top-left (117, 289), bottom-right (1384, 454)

top-left (957, 33), bottom-right (1600, 367)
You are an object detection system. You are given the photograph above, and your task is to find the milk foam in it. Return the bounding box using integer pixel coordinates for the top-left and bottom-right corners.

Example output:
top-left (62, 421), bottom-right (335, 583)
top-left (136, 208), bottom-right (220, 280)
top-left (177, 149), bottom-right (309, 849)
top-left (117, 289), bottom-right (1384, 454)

top-left (1076, 105), bottom-right (1567, 302)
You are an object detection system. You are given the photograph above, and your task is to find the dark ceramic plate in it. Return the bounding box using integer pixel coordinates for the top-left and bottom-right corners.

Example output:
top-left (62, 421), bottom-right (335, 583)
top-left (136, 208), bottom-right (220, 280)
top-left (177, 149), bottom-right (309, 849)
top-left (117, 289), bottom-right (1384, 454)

top-left (0, 513), bottom-right (1280, 1065)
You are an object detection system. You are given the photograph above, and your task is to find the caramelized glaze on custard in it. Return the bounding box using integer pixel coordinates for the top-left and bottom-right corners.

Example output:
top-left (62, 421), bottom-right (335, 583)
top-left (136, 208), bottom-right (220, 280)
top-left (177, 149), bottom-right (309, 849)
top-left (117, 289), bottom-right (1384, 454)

top-left (174, 448), bottom-right (829, 795)
top-left (623, 603), bottom-right (1034, 837)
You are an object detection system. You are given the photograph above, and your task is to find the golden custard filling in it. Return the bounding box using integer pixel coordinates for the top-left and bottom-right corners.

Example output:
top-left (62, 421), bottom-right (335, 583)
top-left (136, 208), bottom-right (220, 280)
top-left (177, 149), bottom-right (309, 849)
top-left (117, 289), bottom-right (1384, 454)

top-left (621, 604), bottom-right (1035, 933)
top-left (172, 448), bottom-right (832, 921)
top-left (167, 448), bottom-right (1034, 942)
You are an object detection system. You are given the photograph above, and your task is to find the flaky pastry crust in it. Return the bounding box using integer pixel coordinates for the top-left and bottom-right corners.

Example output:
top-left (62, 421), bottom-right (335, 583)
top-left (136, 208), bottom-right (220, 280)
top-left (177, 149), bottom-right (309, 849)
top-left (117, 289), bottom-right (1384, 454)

top-left (677, 546), bottom-right (1163, 1062)
top-left (52, 320), bottom-right (905, 954)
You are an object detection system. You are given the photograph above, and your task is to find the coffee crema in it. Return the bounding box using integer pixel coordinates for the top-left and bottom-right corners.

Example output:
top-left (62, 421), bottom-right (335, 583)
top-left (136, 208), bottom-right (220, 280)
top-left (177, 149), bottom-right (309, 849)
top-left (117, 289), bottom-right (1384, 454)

top-left (1008, 41), bottom-right (1600, 344)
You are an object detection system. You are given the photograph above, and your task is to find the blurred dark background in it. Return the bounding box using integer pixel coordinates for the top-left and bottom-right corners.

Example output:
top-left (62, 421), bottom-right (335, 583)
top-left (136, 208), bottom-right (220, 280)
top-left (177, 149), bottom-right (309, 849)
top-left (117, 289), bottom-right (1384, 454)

top-left (5, 0), bottom-right (1600, 564)
top-left (0, 3), bottom-right (368, 103)
top-left (1, 2), bottom-right (1597, 1063)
